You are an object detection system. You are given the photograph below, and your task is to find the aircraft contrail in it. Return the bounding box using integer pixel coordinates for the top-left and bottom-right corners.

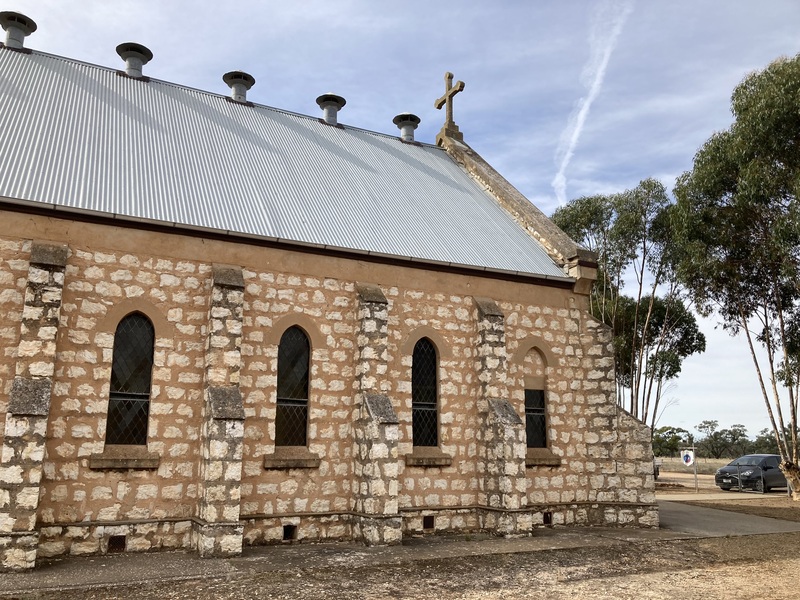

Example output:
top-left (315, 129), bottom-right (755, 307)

top-left (552, 0), bottom-right (634, 206)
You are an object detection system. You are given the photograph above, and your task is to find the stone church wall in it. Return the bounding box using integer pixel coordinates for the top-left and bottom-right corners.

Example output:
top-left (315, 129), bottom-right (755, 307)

top-left (0, 211), bottom-right (656, 570)
top-left (37, 250), bottom-right (209, 556)
top-left (0, 238), bottom-right (30, 431)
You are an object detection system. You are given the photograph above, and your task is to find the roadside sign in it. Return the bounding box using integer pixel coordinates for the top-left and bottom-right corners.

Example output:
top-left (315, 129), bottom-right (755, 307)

top-left (681, 449), bottom-right (695, 467)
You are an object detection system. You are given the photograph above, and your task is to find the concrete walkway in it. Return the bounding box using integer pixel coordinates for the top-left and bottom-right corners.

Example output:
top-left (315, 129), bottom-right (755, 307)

top-left (657, 489), bottom-right (786, 501)
top-left (658, 500), bottom-right (800, 537)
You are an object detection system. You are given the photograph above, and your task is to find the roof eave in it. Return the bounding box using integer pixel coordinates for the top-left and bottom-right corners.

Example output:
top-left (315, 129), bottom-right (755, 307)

top-left (0, 195), bottom-right (576, 286)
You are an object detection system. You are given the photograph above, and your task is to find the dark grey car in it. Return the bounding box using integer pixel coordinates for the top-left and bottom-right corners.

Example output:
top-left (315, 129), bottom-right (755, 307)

top-left (714, 454), bottom-right (787, 492)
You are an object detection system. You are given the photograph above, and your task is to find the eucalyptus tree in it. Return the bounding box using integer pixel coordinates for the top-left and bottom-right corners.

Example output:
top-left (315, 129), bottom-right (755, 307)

top-left (553, 179), bottom-right (705, 426)
top-left (652, 425), bottom-right (692, 457)
top-left (615, 294), bottom-right (705, 428)
top-left (673, 54), bottom-right (800, 497)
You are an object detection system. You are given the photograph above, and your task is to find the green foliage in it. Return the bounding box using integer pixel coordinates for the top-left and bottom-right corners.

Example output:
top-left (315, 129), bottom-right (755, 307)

top-left (695, 420), bottom-right (719, 437)
top-left (725, 424), bottom-right (751, 457)
top-left (751, 428), bottom-right (781, 454)
top-left (613, 294), bottom-right (705, 388)
top-left (551, 194), bottom-right (613, 256)
top-left (673, 54), bottom-right (800, 464)
top-left (695, 420), bottom-right (726, 458)
top-left (553, 180), bottom-right (706, 427)
top-left (652, 426), bottom-right (691, 456)
top-left (675, 421), bottom-right (794, 459)
top-left (694, 421), bottom-right (751, 459)
top-left (552, 193), bottom-right (621, 327)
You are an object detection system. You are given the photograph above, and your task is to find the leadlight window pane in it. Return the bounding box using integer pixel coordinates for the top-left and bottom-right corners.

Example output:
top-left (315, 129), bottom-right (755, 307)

top-left (525, 389), bottom-right (547, 448)
top-left (106, 313), bottom-right (154, 445)
top-left (412, 337), bottom-right (438, 447)
top-left (106, 393), bottom-right (150, 446)
top-left (276, 326), bottom-right (310, 446)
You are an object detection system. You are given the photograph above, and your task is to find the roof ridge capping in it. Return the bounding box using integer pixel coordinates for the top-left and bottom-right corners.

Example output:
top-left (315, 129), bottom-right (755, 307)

top-left (438, 135), bottom-right (598, 295)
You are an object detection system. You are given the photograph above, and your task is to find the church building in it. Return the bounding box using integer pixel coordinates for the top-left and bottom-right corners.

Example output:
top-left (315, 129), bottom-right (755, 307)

top-left (0, 11), bottom-right (656, 571)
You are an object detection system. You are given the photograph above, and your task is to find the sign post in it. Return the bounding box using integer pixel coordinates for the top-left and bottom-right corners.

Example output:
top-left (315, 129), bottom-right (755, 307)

top-left (682, 448), bottom-right (698, 493)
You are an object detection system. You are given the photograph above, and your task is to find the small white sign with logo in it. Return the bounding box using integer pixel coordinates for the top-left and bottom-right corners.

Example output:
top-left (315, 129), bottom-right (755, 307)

top-left (681, 449), bottom-right (695, 467)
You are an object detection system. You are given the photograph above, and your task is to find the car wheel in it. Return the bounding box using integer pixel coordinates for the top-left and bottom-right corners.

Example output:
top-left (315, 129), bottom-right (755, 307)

top-left (720, 486), bottom-right (731, 491)
top-left (755, 479), bottom-right (765, 493)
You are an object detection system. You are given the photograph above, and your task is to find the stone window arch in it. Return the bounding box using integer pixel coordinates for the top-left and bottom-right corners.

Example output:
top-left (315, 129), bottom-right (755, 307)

top-left (97, 298), bottom-right (171, 341)
top-left (412, 337), bottom-right (439, 447)
top-left (521, 346), bottom-right (548, 449)
top-left (266, 313), bottom-right (327, 349)
top-left (105, 312), bottom-right (155, 446)
top-left (275, 325), bottom-right (311, 447)
top-left (400, 326), bottom-right (451, 359)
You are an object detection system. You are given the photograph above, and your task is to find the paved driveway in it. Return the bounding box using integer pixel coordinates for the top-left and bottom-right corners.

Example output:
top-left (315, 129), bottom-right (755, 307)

top-left (658, 500), bottom-right (800, 537)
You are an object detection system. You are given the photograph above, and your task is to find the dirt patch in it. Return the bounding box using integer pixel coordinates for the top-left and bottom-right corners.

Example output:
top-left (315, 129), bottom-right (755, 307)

top-left (659, 456), bottom-right (730, 475)
top-left (685, 493), bottom-right (800, 522)
top-left (8, 533), bottom-right (799, 600)
top-left (6, 492), bottom-right (799, 600)
top-left (656, 470), bottom-right (717, 489)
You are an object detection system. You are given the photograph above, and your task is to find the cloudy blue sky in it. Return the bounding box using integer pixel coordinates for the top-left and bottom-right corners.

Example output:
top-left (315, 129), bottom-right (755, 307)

top-left (10, 0), bottom-right (800, 439)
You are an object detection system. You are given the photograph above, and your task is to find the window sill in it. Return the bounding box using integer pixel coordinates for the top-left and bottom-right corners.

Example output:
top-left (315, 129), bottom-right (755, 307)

top-left (526, 447), bottom-right (562, 467)
top-left (89, 445), bottom-right (160, 470)
top-left (263, 446), bottom-right (321, 470)
top-left (405, 447), bottom-right (453, 467)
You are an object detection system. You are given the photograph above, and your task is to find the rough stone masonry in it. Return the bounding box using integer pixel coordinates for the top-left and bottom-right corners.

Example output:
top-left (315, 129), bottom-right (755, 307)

top-left (0, 216), bottom-right (657, 572)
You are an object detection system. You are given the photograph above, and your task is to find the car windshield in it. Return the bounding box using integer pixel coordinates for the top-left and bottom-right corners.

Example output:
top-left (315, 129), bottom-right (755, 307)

top-left (729, 456), bottom-right (762, 466)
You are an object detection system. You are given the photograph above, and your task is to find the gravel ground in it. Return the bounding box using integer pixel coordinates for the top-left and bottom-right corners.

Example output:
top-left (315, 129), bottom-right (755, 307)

top-left (6, 532), bottom-right (798, 600)
top-left (5, 484), bottom-right (799, 600)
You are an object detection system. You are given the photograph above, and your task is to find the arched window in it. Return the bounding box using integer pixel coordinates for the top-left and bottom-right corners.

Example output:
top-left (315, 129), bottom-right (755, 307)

top-left (106, 312), bottom-right (155, 445)
top-left (276, 326), bottom-right (310, 447)
top-left (412, 337), bottom-right (438, 447)
top-left (521, 347), bottom-right (548, 449)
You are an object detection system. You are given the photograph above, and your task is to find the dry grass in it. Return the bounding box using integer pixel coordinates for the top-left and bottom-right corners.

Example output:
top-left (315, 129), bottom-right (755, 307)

top-left (685, 495), bottom-right (800, 521)
top-left (658, 456), bottom-right (731, 474)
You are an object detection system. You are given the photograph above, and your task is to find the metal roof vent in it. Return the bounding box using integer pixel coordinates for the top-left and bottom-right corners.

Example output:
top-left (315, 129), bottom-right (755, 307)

top-left (393, 113), bottom-right (421, 142)
top-left (116, 42), bottom-right (153, 78)
top-left (316, 93), bottom-right (346, 125)
top-left (0, 11), bottom-right (37, 49)
top-left (223, 71), bottom-right (255, 103)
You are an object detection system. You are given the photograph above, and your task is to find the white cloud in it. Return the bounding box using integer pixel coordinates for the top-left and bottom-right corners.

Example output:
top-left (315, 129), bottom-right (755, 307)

top-left (7, 0), bottom-right (800, 436)
top-left (551, 0), bottom-right (635, 205)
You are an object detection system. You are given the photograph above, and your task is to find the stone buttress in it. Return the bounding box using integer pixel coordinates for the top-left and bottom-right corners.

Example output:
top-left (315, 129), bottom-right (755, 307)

top-left (351, 283), bottom-right (401, 545)
top-left (193, 264), bottom-right (246, 557)
top-left (473, 297), bottom-right (529, 536)
top-left (0, 242), bottom-right (68, 571)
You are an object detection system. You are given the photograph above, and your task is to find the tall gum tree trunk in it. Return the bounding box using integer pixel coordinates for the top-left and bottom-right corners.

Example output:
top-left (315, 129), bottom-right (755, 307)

top-left (780, 462), bottom-right (800, 501)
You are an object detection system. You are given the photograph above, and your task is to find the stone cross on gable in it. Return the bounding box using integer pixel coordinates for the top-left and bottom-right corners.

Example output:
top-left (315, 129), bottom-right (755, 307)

top-left (435, 71), bottom-right (465, 127)
top-left (435, 71), bottom-right (465, 146)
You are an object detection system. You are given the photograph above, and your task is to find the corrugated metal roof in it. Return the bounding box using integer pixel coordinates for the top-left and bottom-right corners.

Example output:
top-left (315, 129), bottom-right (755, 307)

top-left (0, 48), bottom-right (569, 280)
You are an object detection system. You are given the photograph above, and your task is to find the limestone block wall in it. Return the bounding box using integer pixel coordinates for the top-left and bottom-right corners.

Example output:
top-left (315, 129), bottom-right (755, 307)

top-left (351, 285), bottom-right (401, 546)
top-left (194, 266), bottom-right (246, 557)
top-left (0, 215), bottom-right (658, 566)
top-left (504, 302), bottom-right (657, 527)
top-left (0, 241), bottom-right (68, 570)
top-left (472, 298), bottom-right (528, 536)
top-left (35, 251), bottom-right (210, 556)
top-left (238, 272), bottom-right (358, 544)
top-left (0, 238), bottom-right (30, 432)
top-left (386, 290), bottom-right (482, 530)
